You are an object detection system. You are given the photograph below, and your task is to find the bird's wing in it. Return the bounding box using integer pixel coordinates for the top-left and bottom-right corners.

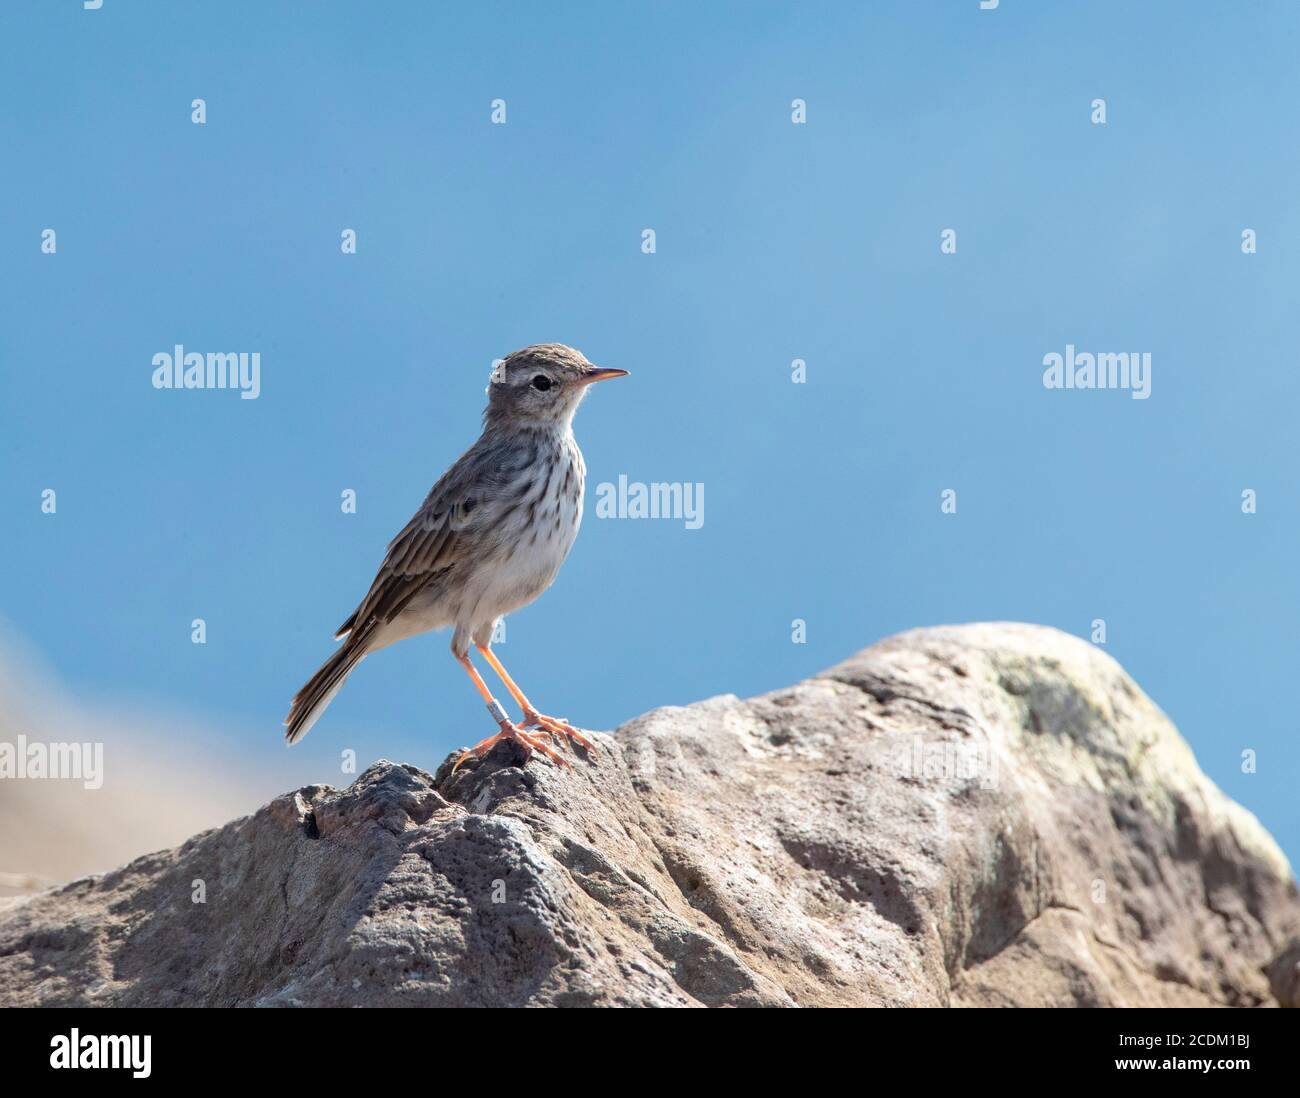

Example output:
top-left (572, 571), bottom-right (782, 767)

top-left (334, 434), bottom-right (535, 640)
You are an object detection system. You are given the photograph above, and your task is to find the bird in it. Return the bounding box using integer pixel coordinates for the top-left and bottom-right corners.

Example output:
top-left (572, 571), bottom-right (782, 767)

top-left (283, 343), bottom-right (628, 770)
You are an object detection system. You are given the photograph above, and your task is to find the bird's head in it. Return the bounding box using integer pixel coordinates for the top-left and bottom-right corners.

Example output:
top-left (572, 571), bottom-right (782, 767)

top-left (485, 343), bottom-right (627, 429)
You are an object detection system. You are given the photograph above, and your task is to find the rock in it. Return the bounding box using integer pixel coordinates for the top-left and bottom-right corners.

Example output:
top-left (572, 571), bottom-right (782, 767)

top-left (1268, 941), bottom-right (1300, 1008)
top-left (0, 623), bottom-right (1295, 1007)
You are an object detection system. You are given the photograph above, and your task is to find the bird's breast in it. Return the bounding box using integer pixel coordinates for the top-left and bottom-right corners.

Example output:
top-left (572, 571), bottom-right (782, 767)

top-left (469, 435), bottom-right (585, 617)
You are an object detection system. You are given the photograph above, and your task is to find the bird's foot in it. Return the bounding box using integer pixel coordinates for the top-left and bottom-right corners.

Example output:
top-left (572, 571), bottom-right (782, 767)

top-left (522, 710), bottom-right (597, 757)
top-left (452, 721), bottom-right (570, 773)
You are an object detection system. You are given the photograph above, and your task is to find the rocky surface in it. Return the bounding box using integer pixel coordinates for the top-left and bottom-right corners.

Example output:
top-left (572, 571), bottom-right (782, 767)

top-left (1, 623), bottom-right (1296, 1007)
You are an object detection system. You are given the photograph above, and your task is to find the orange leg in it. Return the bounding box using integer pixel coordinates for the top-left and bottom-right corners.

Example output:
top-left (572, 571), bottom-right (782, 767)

top-left (451, 652), bottom-right (568, 771)
top-left (476, 645), bottom-right (596, 757)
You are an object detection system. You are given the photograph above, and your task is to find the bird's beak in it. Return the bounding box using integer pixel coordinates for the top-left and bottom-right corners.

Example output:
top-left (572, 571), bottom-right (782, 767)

top-left (576, 366), bottom-right (629, 387)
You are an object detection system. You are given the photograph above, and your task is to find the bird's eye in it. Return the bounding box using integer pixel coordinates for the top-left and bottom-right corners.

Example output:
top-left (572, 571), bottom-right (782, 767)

top-left (530, 375), bottom-right (552, 391)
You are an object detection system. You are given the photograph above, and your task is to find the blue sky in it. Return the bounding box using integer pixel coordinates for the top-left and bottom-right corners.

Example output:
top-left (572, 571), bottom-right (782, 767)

top-left (2, 2), bottom-right (1297, 864)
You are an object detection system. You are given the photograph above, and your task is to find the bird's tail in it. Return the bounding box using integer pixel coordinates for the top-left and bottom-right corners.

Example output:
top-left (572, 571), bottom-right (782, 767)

top-left (284, 634), bottom-right (369, 745)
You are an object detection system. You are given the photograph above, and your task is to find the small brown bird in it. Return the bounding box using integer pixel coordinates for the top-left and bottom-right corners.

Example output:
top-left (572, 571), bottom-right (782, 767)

top-left (284, 343), bottom-right (627, 769)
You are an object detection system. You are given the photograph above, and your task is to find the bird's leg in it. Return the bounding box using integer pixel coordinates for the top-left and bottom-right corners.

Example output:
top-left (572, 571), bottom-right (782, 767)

top-left (475, 645), bottom-right (596, 756)
top-left (451, 652), bottom-right (569, 771)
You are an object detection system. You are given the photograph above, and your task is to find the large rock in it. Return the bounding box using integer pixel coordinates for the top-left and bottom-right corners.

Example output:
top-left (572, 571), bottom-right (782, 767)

top-left (1, 623), bottom-right (1295, 1007)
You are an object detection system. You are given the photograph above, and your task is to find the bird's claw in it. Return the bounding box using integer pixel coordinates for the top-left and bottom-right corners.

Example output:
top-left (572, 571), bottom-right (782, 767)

top-left (523, 711), bottom-right (597, 755)
top-left (452, 721), bottom-right (572, 773)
